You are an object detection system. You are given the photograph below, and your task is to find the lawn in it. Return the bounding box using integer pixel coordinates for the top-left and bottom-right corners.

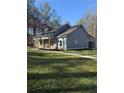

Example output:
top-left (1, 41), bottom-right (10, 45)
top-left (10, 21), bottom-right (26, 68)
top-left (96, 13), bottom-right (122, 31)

top-left (27, 49), bottom-right (97, 93)
top-left (63, 50), bottom-right (97, 57)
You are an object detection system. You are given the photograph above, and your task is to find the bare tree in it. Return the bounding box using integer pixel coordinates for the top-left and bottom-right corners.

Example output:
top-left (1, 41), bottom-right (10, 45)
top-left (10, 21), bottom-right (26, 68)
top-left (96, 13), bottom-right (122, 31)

top-left (77, 11), bottom-right (97, 37)
top-left (27, 0), bottom-right (61, 36)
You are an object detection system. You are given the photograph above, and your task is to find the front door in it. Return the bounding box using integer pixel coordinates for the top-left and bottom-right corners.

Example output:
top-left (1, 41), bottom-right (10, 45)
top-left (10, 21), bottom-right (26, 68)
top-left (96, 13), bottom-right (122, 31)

top-left (58, 38), bottom-right (67, 50)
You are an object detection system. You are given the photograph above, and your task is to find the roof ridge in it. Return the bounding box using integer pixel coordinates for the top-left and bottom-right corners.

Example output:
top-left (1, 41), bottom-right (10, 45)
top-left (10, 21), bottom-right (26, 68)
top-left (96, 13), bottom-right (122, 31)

top-left (57, 26), bottom-right (77, 37)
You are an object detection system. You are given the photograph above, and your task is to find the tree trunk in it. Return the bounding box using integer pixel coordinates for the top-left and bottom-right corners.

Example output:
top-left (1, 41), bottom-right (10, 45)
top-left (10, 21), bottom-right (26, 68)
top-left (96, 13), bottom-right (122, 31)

top-left (27, 27), bottom-right (30, 45)
top-left (27, 27), bottom-right (29, 35)
top-left (33, 27), bottom-right (36, 36)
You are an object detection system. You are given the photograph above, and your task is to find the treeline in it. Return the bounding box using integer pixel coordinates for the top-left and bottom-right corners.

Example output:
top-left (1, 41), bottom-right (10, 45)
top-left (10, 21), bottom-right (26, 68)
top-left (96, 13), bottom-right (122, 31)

top-left (27, 0), bottom-right (61, 36)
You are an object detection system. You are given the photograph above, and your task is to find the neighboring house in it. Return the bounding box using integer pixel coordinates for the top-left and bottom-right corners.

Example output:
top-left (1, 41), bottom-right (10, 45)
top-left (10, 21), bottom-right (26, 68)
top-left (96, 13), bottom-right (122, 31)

top-left (33, 24), bottom-right (96, 50)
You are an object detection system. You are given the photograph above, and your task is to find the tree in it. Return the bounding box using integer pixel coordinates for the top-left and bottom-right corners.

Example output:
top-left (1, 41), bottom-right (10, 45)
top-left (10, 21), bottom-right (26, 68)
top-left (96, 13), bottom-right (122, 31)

top-left (42, 1), bottom-right (51, 22)
top-left (27, 0), bottom-right (61, 36)
top-left (27, 0), bottom-right (38, 36)
top-left (51, 9), bottom-right (61, 28)
top-left (77, 11), bottom-right (97, 37)
top-left (38, 1), bottom-right (61, 34)
top-left (27, 0), bottom-right (37, 45)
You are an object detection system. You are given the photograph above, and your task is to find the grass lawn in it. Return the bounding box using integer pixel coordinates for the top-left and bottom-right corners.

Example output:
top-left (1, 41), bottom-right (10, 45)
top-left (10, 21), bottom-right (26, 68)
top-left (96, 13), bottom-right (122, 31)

top-left (63, 50), bottom-right (97, 57)
top-left (27, 48), bottom-right (97, 93)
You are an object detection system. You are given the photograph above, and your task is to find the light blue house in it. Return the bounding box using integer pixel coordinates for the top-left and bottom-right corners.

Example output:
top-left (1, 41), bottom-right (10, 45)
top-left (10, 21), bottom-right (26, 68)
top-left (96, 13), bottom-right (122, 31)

top-left (33, 24), bottom-right (96, 50)
top-left (57, 25), bottom-right (96, 50)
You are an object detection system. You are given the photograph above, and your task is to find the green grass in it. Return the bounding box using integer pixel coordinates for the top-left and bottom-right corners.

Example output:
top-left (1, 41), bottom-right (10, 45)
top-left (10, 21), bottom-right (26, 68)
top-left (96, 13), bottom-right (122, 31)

top-left (27, 49), bottom-right (97, 93)
top-left (63, 50), bottom-right (97, 57)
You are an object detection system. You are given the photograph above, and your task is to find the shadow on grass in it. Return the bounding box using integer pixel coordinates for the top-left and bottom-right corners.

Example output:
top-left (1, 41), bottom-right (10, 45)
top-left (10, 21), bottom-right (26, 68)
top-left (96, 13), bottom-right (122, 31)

top-left (28, 56), bottom-right (93, 65)
top-left (27, 52), bottom-right (48, 57)
top-left (28, 72), bottom-right (96, 80)
top-left (28, 84), bottom-right (96, 93)
top-left (28, 51), bottom-right (96, 79)
top-left (27, 51), bottom-right (97, 93)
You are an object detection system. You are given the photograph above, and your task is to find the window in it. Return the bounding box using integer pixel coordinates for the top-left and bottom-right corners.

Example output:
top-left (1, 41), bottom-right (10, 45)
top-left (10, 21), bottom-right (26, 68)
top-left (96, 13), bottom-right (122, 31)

top-left (88, 42), bottom-right (95, 48)
top-left (59, 40), bottom-right (62, 46)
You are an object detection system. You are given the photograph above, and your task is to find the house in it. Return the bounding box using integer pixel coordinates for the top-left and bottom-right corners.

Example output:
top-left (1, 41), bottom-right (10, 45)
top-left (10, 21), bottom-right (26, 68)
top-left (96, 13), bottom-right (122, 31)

top-left (33, 24), bottom-right (96, 50)
top-left (57, 25), bottom-right (96, 50)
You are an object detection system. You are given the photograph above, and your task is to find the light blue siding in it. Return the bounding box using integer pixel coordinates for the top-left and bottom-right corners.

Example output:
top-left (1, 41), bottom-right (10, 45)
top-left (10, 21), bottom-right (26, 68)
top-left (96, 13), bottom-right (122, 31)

top-left (66, 28), bottom-right (91, 50)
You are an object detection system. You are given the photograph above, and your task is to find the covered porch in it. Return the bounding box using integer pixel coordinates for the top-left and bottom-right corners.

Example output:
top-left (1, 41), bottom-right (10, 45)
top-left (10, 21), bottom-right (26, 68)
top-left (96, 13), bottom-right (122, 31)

top-left (33, 36), bottom-right (57, 50)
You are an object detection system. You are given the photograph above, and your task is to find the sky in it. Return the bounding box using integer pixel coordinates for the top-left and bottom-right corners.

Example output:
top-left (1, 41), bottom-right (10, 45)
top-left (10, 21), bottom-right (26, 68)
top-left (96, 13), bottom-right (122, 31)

top-left (35, 0), bottom-right (97, 25)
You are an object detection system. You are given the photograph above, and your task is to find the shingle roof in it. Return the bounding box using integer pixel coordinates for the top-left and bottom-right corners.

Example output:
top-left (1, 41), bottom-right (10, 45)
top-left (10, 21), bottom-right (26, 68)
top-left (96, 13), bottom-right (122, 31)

top-left (57, 26), bottom-right (77, 37)
top-left (57, 25), bottom-right (96, 40)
